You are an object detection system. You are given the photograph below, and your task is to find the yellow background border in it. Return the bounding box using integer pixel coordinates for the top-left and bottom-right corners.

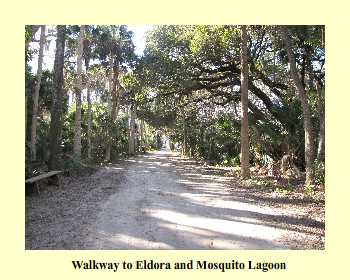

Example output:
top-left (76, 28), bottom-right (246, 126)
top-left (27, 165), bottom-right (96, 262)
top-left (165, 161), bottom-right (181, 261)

top-left (1, 0), bottom-right (348, 278)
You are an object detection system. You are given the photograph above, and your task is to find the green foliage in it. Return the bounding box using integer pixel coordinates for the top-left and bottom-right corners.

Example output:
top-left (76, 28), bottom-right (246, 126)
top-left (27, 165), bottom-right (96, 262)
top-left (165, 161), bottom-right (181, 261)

top-left (25, 25), bottom-right (325, 191)
top-left (222, 155), bottom-right (240, 166)
top-left (138, 25), bottom-right (324, 172)
top-left (274, 183), bottom-right (294, 195)
top-left (190, 25), bottom-right (239, 58)
top-left (62, 102), bottom-right (130, 162)
top-left (92, 25), bottom-right (136, 67)
top-left (304, 184), bottom-right (315, 197)
top-left (25, 25), bottom-right (39, 61)
top-left (25, 26), bottom-right (34, 43)
top-left (313, 160), bottom-right (325, 187)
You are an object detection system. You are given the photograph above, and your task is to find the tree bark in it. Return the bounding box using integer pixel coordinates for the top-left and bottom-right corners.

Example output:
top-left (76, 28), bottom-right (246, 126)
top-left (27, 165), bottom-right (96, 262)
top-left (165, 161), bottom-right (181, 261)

top-left (84, 48), bottom-right (92, 160)
top-left (104, 139), bottom-right (111, 162)
top-left (182, 115), bottom-right (187, 156)
top-left (25, 25), bottom-right (40, 138)
top-left (73, 25), bottom-right (85, 160)
top-left (128, 103), bottom-right (136, 155)
top-left (140, 119), bottom-right (145, 149)
top-left (240, 25), bottom-right (250, 179)
top-left (48, 25), bottom-right (66, 170)
top-left (107, 66), bottom-right (113, 114)
top-left (143, 121), bottom-right (148, 148)
top-left (30, 25), bottom-right (46, 161)
top-left (208, 131), bottom-right (212, 160)
top-left (316, 81), bottom-right (325, 162)
top-left (87, 84), bottom-right (92, 160)
top-left (105, 56), bottom-right (120, 162)
top-left (280, 26), bottom-right (315, 186)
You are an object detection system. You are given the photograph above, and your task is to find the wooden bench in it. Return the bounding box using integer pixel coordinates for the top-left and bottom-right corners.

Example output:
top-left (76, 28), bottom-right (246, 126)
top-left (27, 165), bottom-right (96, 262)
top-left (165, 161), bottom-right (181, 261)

top-left (25, 170), bottom-right (63, 194)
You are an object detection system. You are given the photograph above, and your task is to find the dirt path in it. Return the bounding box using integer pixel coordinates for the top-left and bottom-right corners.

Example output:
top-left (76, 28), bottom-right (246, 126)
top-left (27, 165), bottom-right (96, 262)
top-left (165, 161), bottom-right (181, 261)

top-left (88, 151), bottom-right (295, 249)
top-left (26, 150), bottom-right (324, 250)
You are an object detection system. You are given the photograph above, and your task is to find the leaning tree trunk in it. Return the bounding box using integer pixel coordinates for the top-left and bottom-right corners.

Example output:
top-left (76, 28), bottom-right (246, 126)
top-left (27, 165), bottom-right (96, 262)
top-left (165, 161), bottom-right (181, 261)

top-left (73, 25), bottom-right (85, 160)
top-left (48, 25), bottom-right (66, 170)
top-left (240, 25), bottom-right (250, 179)
top-left (30, 25), bottom-right (46, 161)
top-left (280, 26), bottom-right (315, 186)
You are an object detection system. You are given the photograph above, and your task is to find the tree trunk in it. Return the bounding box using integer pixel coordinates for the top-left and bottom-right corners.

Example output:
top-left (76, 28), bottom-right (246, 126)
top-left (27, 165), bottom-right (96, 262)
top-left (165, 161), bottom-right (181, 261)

top-left (115, 85), bottom-right (122, 119)
top-left (104, 59), bottom-right (114, 161)
top-left (107, 67), bottom-right (113, 114)
top-left (140, 119), bottom-right (145, 149)
top-left (316, 81), bottom-right (325, 162)
top-left (182, 115), bottom-right (187, 156)
top-left (105, 57), bottom-right (119, 162)
top-left (25, 25), bottom-right (40, 138)
top-left (48, 25), bottom-right (66, 170)
top-left (240, 25), bottom-right (250, 179)
top-left (104, 141), bottom-right (111, 162)
top-left (30, 25), bottom-right (46, 161)
top-left (128, 103), bottom-right (136, 155)
top-left (280, 26), bottom-right (315, 186)
top-left (87, 85), bottom-right (92, 160)
top-left (84, 51), bottom-right (92, 161)
top-left (143, 121), bottom-right (148, 148)
top-left (73, 25), bottom-right (85, 160)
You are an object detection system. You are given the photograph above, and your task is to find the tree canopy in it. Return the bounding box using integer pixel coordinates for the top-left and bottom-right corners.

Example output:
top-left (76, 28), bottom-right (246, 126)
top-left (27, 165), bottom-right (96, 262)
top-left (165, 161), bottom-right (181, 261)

top-left (25, 25), bottom-right (325, 188)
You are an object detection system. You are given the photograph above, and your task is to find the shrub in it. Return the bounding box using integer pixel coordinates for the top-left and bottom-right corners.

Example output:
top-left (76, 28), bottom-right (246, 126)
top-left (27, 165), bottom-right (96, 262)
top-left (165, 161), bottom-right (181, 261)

top-left (314, 160), bottom-right (325, 187)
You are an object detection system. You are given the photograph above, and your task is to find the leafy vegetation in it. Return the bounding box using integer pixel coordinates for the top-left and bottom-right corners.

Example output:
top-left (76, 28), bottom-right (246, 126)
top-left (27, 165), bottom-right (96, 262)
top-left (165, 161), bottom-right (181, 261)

top-left (25, 25), bottom-right (325, 193)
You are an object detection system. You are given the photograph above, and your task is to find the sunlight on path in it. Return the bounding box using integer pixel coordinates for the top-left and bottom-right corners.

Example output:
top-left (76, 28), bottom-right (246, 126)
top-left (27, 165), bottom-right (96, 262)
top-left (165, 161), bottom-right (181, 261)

top-left (91, 151), bottom-right (289, 249)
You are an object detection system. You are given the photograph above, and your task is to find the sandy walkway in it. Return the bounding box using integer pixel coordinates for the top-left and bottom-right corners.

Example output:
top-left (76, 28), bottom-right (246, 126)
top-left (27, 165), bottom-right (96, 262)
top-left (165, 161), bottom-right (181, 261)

top-left (26, 150), bottom-right (324, 250)
top-left (88, 151), bottom-right (291, 249)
